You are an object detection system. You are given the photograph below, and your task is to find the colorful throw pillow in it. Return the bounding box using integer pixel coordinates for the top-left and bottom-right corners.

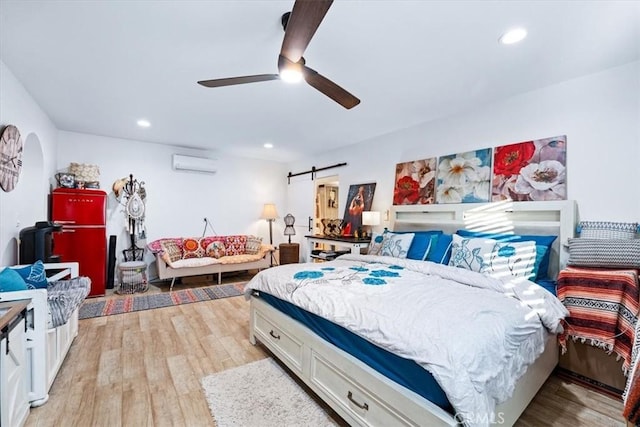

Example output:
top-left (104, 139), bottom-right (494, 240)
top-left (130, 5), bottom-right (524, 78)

top-left (245, 236), bottom-right (263, 255)
top-left (181, 238), bottom-right (204, 259)
top-left (577, 221), bottom-right (638, 239)
top-left (206, 241), bottom-right (227, 259)
top-left (395, 230), bottom-right (443, 261)
top-left (426, 234), bottom-right (454, 264)
top-left (0, 268), bottom-right (29, 292)
top-left (13, 260), bottom-right (48, 289)
top-left (160, 240), bottom-right (183, 265)
top-left (224, 235), bottom-right (248, 256)
top-left (455, 230), bottom-right (556, 280)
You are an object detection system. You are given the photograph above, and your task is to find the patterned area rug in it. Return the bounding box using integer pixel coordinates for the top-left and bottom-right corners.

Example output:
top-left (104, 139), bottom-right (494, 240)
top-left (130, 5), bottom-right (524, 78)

top-left (201, 358), bottom-right (341, 427)
top-left (79, 282), bottom-right (245, 319)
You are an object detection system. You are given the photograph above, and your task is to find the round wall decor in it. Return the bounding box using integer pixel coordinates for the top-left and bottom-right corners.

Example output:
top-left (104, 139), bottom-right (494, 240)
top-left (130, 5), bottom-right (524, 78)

top-left (0, 124), bottom-right (24, 192)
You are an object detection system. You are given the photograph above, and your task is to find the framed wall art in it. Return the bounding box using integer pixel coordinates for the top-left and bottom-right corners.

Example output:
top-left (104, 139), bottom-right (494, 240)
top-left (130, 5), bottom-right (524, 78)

top-left (436, 148), bottom-right (491, 203)
top-left (342, 182), bottom-right (376, 236)
top-left (393, 158), bottom-right (436, 205)
top-left (492, 135), bottom-right (567, 201)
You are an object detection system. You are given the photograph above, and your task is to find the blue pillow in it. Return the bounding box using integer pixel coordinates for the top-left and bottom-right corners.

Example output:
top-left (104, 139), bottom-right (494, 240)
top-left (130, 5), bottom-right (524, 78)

top-left (455, 230), bottom-right (557, 280)
top-left (395, 230), bottom-right (443, 261)
top-left (426, 234), bottom-right (454, 264)
top-left (13, 260), bottom-right (48, 289)
top-left (0, 268), bottom-right (29, 292)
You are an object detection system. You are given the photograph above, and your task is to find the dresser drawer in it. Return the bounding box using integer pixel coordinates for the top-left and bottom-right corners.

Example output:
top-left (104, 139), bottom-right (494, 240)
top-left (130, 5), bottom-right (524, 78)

top-left (253, 310), bottom-right (304, 372)
top-left (310, 351), bottom-right (418, 427)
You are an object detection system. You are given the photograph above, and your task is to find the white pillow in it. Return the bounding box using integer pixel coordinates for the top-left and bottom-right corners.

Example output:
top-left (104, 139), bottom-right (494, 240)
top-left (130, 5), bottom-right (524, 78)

top-left (377, 232), bottom-right (415, 259)
top-left (449, 234), bottom-right (536, 280)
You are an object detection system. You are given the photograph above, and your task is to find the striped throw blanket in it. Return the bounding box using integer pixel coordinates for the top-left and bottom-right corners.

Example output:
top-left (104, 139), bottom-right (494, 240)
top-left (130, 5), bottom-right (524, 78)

top-left (47, 276), bottom-right (91, 328)
top-left (557, 267), bottom-right (639, 374)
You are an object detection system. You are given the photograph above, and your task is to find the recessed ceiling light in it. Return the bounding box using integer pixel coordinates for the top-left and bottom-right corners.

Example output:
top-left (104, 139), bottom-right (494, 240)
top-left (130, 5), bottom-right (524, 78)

top-left (137, 119), bottom-right (151, 128)
top-left (264, 143), bottom-right (273, 149)
top-left (499, 28), bottom-right (527, 45)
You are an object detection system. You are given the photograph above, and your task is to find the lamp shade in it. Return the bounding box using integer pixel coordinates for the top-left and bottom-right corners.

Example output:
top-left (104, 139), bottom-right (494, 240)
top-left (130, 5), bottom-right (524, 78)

top-left (260, 203), bottom-right (279, 220)
top-left (362, 211), bottom-right (381, 226)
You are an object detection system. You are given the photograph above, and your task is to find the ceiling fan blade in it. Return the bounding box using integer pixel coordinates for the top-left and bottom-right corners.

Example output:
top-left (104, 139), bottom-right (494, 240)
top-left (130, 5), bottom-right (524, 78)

top-left (197, 74), bottom-right (279, 88)
top-left (280, 0), bottom-right (333, 63)
top-left (302, 65), bottom-right (360, 109)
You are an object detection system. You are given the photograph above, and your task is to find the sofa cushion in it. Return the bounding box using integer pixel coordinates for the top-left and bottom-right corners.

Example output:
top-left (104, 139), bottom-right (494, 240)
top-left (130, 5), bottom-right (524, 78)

top-left (206, 241), bottom-right (227, 259)
top-left (161, 240), bottom-right (183, 266)
top-left (224, 235), bottom-right (248, 256)
top-left (219, 253), bottom-right (266, 264)
top-left (245, 236), bottom-right (263, 255)
top-left (170, 257), bottom-right (220, 269)
top-left (182, 238), bottom-right (205, 258)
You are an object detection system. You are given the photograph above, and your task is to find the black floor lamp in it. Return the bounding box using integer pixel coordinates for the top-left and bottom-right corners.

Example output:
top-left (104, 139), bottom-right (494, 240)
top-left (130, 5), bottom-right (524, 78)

top-left (261, 203), bottom-right (279, 266)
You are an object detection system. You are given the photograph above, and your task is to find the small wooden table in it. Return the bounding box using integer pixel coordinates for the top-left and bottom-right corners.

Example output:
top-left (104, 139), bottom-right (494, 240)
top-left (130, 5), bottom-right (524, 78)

top-left (279, 243), bottom-right (300, 265)
top-left (304, 235), bottom-right (371, 261)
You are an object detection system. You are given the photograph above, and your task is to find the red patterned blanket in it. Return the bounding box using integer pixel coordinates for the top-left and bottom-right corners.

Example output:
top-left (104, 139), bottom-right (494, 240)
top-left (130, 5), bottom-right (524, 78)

top-left (557, 267), bottom-right (639, 374)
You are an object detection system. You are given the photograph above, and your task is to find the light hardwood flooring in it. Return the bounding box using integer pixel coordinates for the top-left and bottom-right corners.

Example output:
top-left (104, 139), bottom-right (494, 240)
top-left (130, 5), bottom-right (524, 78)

top-left (26, 285), bottom-right (626, 426)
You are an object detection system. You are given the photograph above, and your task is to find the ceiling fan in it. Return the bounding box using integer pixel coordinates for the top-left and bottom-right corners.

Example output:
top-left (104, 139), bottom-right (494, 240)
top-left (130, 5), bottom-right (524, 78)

top-left (197, 0), bottom-right (360, 109)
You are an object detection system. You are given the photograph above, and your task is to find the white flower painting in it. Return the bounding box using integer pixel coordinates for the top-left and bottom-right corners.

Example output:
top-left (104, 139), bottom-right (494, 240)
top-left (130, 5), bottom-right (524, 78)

top-left (436, 149), bottom-right (492, 203)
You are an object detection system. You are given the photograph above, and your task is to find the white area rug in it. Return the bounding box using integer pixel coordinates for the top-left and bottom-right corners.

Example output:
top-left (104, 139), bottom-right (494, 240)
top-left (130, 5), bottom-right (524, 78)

top-left (201, 358), bottom-right (340, 427)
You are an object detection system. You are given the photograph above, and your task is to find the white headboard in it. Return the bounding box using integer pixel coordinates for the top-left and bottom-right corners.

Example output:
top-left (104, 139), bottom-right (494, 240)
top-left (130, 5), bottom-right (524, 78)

top-left (390, 200), bottom-right (577, 279)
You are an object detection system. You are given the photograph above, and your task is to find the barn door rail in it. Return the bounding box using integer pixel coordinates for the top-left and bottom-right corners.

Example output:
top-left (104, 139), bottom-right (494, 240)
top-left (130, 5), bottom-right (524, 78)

top-left (287, 162), bottom-right (347, 184)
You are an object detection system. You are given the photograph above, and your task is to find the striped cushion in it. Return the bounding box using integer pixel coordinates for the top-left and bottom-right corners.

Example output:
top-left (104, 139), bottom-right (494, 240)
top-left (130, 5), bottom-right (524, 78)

top-left (568, 238), bottom-right (640, 268)
top-left (578, 221), bottom-right (638, 239)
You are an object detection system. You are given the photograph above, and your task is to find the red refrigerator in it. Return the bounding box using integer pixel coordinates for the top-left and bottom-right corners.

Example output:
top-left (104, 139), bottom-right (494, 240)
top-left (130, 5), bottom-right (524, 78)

top-left (51, 188), bottom-right (107, 297)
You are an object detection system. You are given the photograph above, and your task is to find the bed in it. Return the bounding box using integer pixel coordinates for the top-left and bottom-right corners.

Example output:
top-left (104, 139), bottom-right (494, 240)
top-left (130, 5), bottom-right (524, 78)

top-left (245, 200), bottom-right (577, 427)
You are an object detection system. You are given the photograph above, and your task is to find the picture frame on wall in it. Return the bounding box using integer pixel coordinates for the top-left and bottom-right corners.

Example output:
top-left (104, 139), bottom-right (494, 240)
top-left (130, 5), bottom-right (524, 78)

top-left (342, 182), bottom-right (376, 236)
top-left (436, 148), bottom-right (492, 203)
top-left (393, 158), bottom-right (436, 205)
top-left (492, 135), bottom-right (567, 202)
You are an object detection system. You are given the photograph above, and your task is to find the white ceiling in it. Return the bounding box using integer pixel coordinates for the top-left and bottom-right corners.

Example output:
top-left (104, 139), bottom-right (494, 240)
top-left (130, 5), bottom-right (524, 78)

top-left (1, 1), bottom-right (638, 163)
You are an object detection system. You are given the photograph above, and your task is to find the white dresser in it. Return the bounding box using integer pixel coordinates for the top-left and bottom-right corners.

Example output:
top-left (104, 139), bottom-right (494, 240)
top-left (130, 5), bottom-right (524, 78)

top-left (0, 299), bottom-right (30, 427)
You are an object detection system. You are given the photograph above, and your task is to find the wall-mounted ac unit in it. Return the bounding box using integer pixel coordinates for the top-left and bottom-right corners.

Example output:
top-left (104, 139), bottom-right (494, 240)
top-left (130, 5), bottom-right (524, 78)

top-left (172, 154), bottom-right (217, 174)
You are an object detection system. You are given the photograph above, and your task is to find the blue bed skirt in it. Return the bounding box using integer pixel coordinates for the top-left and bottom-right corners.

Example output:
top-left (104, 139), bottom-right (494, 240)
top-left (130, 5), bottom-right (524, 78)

top-left (258, 292), bottom-right (453, 413)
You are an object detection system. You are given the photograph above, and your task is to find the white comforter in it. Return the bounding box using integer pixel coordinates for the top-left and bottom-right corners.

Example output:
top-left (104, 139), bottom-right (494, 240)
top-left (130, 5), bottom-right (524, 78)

top-left (244, 254), bottom-right (568, 427)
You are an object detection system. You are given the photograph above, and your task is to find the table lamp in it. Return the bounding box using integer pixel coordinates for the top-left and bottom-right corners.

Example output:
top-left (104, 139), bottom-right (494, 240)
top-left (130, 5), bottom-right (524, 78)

top-left (361, 211), bottom-right (381, 238)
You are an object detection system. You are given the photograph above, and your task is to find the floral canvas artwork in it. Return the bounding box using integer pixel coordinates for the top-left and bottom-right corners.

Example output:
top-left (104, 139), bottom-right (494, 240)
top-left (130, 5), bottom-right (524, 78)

top-left (492, 135), bottom-right (567, 201)
top-left (393, 158), bottom-right (436, 205)
top-left (436, 149), bottom-right (492, 203)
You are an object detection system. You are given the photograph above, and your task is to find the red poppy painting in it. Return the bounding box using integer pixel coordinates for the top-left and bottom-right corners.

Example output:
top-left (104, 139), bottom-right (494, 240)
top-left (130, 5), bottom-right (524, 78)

top-left (492, 135), bottom-right (567, 201)
top-left (393, 158), bottom-right (436, 205)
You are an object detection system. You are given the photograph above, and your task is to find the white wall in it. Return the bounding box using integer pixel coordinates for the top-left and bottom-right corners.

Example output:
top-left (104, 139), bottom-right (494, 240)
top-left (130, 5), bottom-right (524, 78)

top-left (57, 131), bottom-right (289, 265)
top-left (287, 61), bottom-right (640, 233)
top-left (0, 61), bottom-right (59, 265)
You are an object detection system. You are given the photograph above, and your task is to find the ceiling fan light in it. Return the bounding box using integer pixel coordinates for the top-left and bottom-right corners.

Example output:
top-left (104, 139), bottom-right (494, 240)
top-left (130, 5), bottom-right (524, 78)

top-left (279, 68), bottom-right (303, 84)
top-left (499, 28), bottom-right (527, 45)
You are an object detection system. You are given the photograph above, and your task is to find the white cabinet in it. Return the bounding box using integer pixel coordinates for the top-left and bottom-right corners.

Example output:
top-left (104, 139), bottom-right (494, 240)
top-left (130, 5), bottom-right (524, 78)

top-left (0, 300), bottom-right (30, 427)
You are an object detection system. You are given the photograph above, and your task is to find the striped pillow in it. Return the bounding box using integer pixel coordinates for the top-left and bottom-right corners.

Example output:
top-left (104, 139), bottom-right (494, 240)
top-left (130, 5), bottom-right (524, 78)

top-left (568, 238), bottom-right (640, 268)
top-left (578, 221), bottom-right (638, 239)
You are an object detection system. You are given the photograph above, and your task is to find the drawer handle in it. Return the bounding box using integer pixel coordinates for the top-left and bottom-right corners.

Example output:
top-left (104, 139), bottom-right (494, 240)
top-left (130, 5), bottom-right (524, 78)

top-left (347, 391), bottom-right (369, 411)
top-left (269, 330), bottom-right (281, 340)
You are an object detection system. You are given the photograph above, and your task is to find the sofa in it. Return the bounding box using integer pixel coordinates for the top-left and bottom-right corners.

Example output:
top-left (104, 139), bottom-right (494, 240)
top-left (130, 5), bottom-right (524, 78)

top-left (0, 262), bottom-right (88, 407)
top-left (148, 235), bottom-right (274, 291)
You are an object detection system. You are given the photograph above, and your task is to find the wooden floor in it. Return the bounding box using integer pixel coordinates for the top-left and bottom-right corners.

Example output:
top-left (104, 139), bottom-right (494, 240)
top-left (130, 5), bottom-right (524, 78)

top-left (25, 287), bottom-right (626, 426)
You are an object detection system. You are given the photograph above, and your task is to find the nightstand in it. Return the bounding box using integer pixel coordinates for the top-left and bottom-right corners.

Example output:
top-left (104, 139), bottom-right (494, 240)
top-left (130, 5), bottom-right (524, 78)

top-left (279, 243), bottom-right (300, 265)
